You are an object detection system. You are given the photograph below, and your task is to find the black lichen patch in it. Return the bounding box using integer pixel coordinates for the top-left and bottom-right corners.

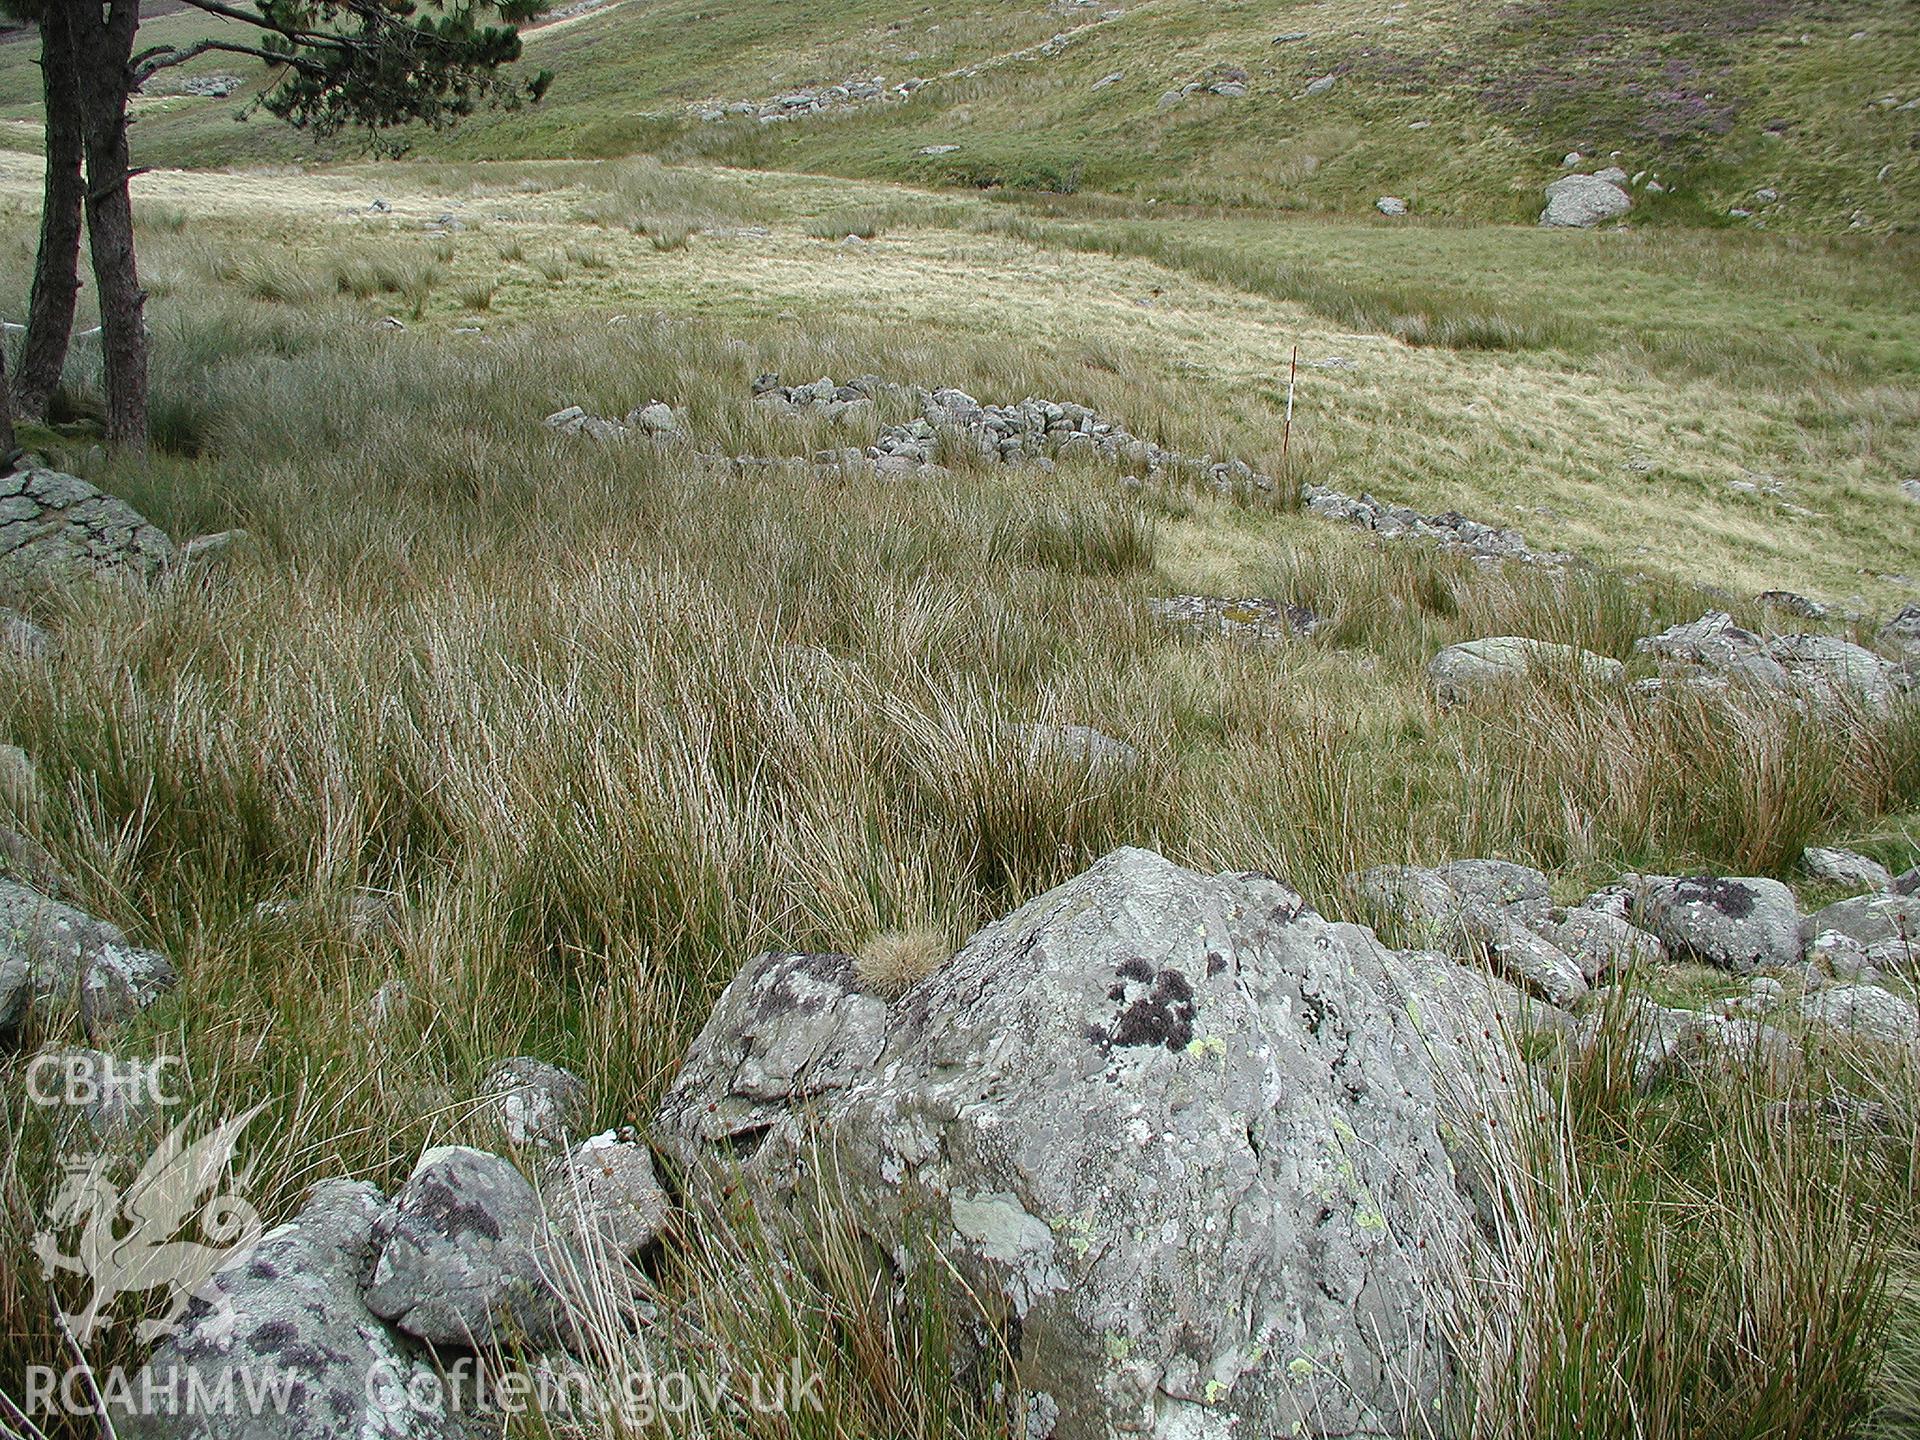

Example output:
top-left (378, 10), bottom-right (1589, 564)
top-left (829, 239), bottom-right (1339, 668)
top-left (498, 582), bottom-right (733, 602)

top-left (1206, 951), bottom-right (1228, 977)
top-left (1104, 963), bottom-right (1197, 1053)
top-left (249, 1318), bottom-right (298, 1353)
top-left (1673, 875), bottom-right (1756, 919)
top-left (1299, 989), bottom-right (1329, 1037)
top-left (413, 1174), bottom-right (504, 1241)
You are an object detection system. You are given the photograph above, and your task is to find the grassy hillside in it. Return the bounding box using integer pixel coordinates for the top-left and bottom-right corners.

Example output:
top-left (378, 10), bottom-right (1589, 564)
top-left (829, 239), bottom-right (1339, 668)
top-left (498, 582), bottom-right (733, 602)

top-left (1, 0), bottom-right (1916, 230)
top-left (3, 163), bottom-right (1920, 1435)
top-left (2, 151), bottom-right (1915, 604)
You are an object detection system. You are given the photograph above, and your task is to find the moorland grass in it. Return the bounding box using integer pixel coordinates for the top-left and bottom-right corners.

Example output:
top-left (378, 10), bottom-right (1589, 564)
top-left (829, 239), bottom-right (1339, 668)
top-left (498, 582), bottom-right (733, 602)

top-left (0, 193), bottom-right (1916, 1438)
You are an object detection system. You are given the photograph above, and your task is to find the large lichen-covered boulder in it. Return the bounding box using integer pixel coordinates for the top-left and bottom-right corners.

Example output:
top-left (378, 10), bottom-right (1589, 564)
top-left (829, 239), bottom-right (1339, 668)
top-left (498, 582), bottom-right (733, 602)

top-left (1636, 874), bottom-right (1801, 972)
top-left (120, 1180), bottom-right (448, 1440)
top-left (0, 467), bottom-right (175, 595)
top-left (0, 878), bottom-right (177, 1034)
top-left (656, 847), bottom-right (1517, 1440)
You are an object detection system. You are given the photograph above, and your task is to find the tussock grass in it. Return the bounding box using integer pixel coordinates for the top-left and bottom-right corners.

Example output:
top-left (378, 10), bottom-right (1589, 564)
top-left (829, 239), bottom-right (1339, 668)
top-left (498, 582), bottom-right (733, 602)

top-left (1447, 1005), bottom-right (1920, 1438)
top-left (0, 223), bottom-right (1916, 1434)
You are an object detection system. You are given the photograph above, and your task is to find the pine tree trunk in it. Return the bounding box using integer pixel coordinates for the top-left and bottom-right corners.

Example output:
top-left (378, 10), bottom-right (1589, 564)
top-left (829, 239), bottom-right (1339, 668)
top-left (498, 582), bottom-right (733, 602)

top-left (72, 0), bottom-right (146, 451)
top-left (14, 5), bottom-right (85, 421)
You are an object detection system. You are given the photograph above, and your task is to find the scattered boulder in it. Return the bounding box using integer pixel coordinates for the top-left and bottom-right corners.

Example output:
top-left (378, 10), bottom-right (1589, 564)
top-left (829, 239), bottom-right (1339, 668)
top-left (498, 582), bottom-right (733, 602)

top-left (544, 405), bottom-right (628, 441)
top-left (1577, 991), bottom-right (1791, 1090)
top-left (1637, 874), bottom-right (1801, 972)
top-left (1301, 484), bottom-right (1565, 566)
top-left (0, 879), bottom-right (176, 1034)
top-left (1800, 891), bottom-right (1920, 951)
top-left (365, 1145), bottom-right (567, 1349)
top-left (176, 530), bottom-right (249, 570)
top-left (0, 744), bottom-right (34, 810)
top-left (477, 1056), bottom-right (587, 1149)
top-left (1436, 859), bottom-right (1549, 911)
top-left (1535, 908), bottom-right (1667, 981)
top-left (1807, 929), bottom-right (1881, 982)
top-left (657, 848), bottom-right (1514, 1440)
top-left (1767, 634), bottom-right (1898, 708)
top-left (1146, 594), bottom-right (1323, 645)
top-left (1303, 74), bottom-right (1337, 97)
top-left (0, 468), bottom-right (175, 595)
top-left (1881, 602), bottom-right (1920, 658)
top-left (1, 606), bottom-right (51, 661)
top-left (1803, 846), bottom-right (1893, 894)
top-left (1427, 636), bottom-right (1624, 703)
top-left (1635, 612), bottom-right (1899, 707)
top-left (1540, 174), bottom-right (1631, 227)
top-left (1757, 590), bottom-right (1826, 619)
top-left (1637, 611), bottom-right (1765, 670)
top-left (1347, 863), bottom-right (1586, 1005)
top-left (1375, 195), bottom-right (1408, 215)
top-left (543, 1128), bottom-right (672, 1259)
top-left (1016, 723), bottom-right (1140, 775)
top-left (120, 1180), bottom-right (446, 1440)
top-left (1800, 984), bottom-right (1920, 1048)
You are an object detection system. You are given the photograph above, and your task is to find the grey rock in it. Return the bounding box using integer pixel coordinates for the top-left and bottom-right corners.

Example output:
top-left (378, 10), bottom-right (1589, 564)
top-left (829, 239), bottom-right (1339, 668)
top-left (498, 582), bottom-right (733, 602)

top-left (1376, 195), bottom-right (1408, 215)
top-left (1090, 71), bottom-right (1125, 91)
top-left (1637, 611), bottom-right (1765, 669)
top-left (1896, 866), bottom-right (1920, 897)
top-left (1801, 891), bottom-right (1920, 951)
top-left (1210, 81), bottom-right (1248, 98)
top-left (1480, 920), bottom-right (1590, 1006)
top-left (543, 1128), bottom-right (671, 1259)
top-left (1800, 985), bottom-right (1920, 1048)
top-left (1427, 636), bottom-right (1624, 702)
top-left (477, 1057), bottom-right (587, 1149)
top-left (1808, 929), bottom-right (1878, 981)
top-left (1593, 165), bottom-right (1630, 186)
top-left (1540, 174), bottom-right (1632, 227)
top-left (1637, 874), bottom-right (1801, 972)
top-left (1147, 594), bottom-right (1323, 644)
top-left (1636, 613), bottom-right (1896, 707)
top-left (0, 468), bottom-right (175, 595)
top-left (365, 1145), bottom-right (567, 1349)
top-left (2, 606), bottom-right (52, 660)
top-left (1577, 991), bottom-right (1791, 1089)
top-left (1756, 589), bottom-right (1827, 619)
top-left (1017, 722), bottom-right (1140, 774)
top-left (1803, 846), bottom-right (1893, 894)
top-left (0, 743), bottom-right (34, 810)
top-left (1578, 875), bottom-right (1648, 924)
top-left (1303, 74), bottom-right (1337, 97)
top-left (0, 879), bottom-right (176, 1035)
top-left (1436, 859), bottom-right (1550, 910)
top-left (120, 1180), bottom-right (445, 1440)
top-left (656, 848), bottom-right (1517, 1440)
top-left (1881, 602), bottom-right (1920, 658)
top-left (177, 530), bottom-right (248, 569)
top-left (1766, 634), bottom-right (1896, 707)
top-left (1536, 908), bottom-right (1668, 981)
